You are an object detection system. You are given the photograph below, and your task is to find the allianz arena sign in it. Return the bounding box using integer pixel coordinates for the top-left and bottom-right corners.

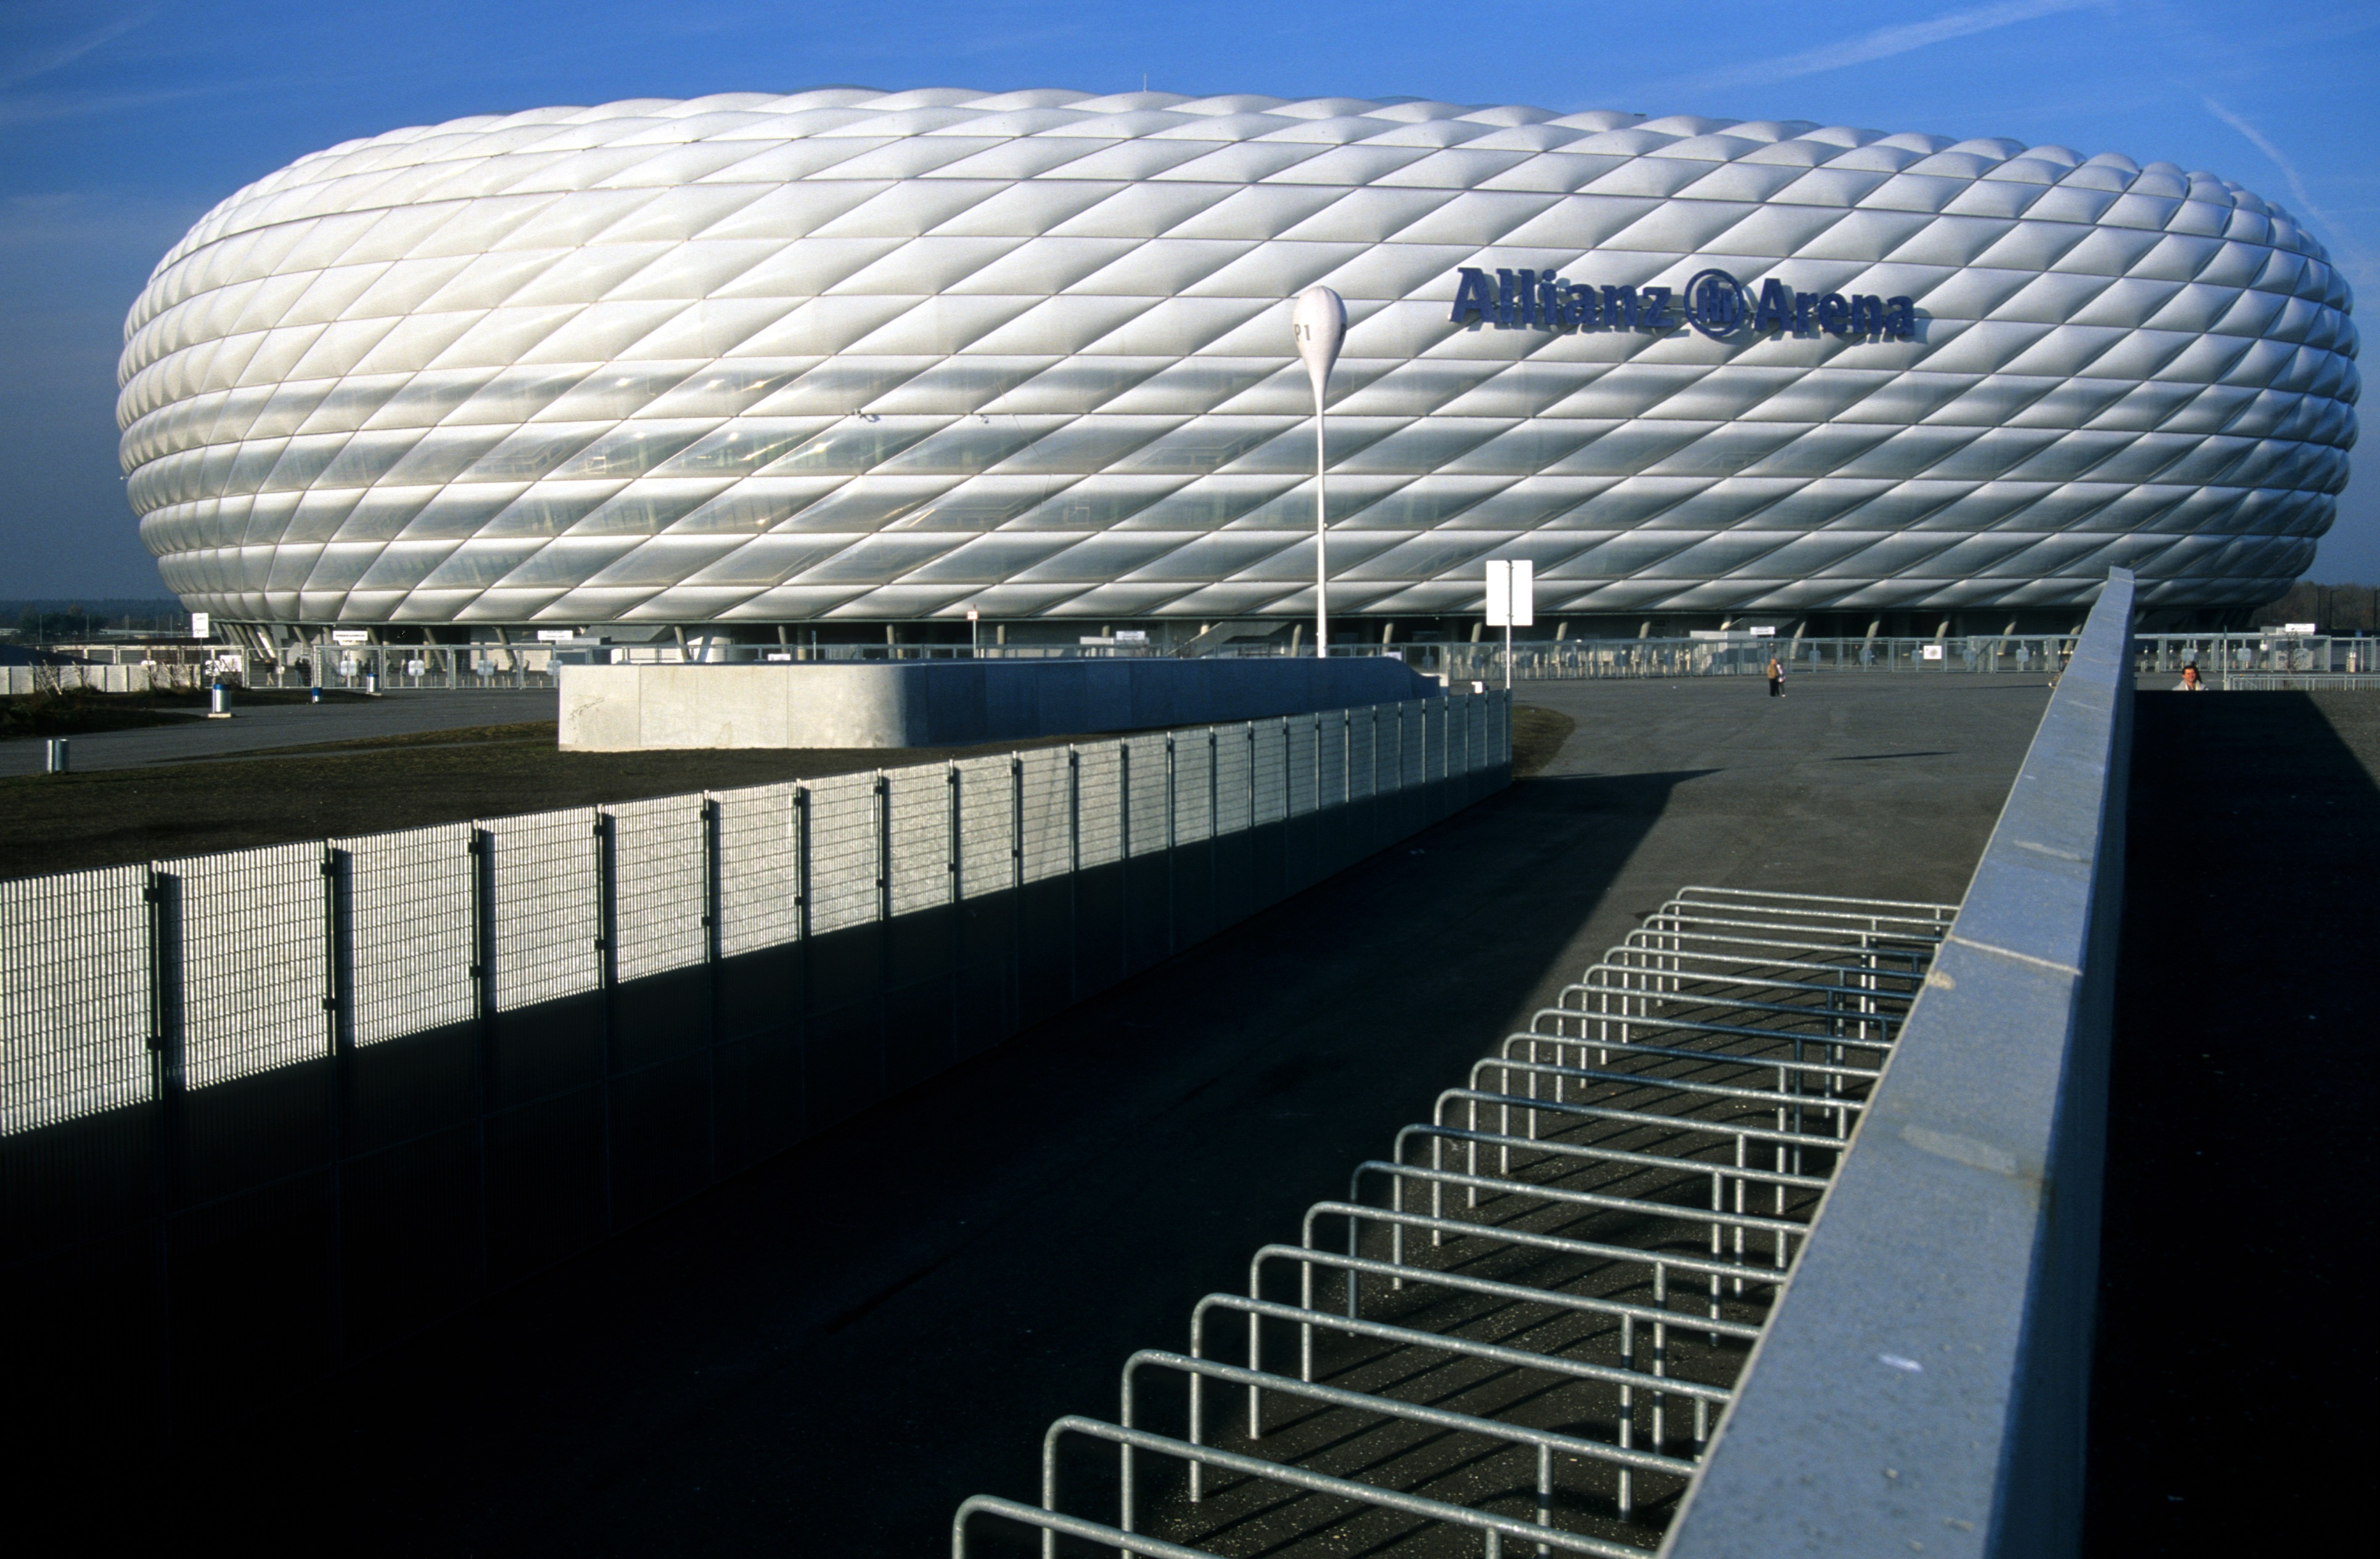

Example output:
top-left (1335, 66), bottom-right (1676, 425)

top-left (1451, 267), bottom-right (1917, 340)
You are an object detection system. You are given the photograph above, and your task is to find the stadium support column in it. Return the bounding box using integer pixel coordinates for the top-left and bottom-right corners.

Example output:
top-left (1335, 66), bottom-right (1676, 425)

top-left (1293, 286), bottom-right (1345, 658)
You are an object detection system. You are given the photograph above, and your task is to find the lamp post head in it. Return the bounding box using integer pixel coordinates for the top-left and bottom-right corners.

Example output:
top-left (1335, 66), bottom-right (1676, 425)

top-left (1292, 285), bottom-right (1346, 407)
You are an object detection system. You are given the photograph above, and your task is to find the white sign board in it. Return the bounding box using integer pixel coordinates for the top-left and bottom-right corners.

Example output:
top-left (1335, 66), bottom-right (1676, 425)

top-left (1921, 643), bottom-right (1945, 660)
top-left (331, 629), bottom-right (370, 645)
top-left (189, 611), bottom-right (210, 639)
top-left (2281, 622), bottom-right (2318, 635)
top-left (1484, 559), bottom-right (1533, 628)
top-left (536, 629), bottom-right (577, 642)
top-left (1749, 625), bottom-right (1775, 637)
top-left (1114, 629), bottom-right (1149, 644)
top-left (966, 608), bottom-right (980, 622)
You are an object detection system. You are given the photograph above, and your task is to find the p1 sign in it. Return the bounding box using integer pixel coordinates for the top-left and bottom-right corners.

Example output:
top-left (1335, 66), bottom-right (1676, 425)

top-left (1485, 559), bottom-right (1534, 628)
top-left (189, 612), bottom-right (210, 639)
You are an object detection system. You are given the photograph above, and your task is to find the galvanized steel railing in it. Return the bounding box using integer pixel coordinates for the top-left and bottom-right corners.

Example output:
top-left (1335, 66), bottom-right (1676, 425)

top-left (951, 885), bottom-right (1956, 1558)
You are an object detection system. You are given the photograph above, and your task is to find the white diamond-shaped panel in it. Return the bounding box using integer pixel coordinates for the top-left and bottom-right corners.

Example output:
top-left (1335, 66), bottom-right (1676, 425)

top-left (118, 88), bottom-right (2357, 624)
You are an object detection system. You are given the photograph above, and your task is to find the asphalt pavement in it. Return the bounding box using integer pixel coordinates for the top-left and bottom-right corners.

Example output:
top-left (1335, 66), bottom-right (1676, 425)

top-left (0, 688), bottom-right (559, 774)
top-left (78, 673), bottom-right (2055, 1556)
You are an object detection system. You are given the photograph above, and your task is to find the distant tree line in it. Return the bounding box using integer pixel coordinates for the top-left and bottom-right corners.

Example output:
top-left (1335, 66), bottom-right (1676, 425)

top-left (2265, 580), bottom-right (2380, 634)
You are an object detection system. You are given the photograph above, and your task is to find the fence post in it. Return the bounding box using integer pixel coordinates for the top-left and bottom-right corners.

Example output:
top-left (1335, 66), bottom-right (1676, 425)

top-left (142, 864), bottom-right (183, 1433)
top-left (875, 773), bottom-right (892, 1096)
top-left (592, 808), bottom-right (617, 1233)
top-left (1164, 734), bottom-right (1178, 954)
top-left (320, 844), bottom-right (353, 1364)
top-left (700, 796), bottom-right (721, 1179)
top-left (946, 763), bottom-right (962, 1052)
top-left (1118, 740), bottom-right (1131, 941)
top-left (466, 827), bottom-right (494, 1290)
top-left (1207, 728), bottom-right (1219, 916)
top-left (791, 786), bottom-right (812, 1126)
top-left (1067, 748), bottom-right (1081, 1001)
top-left (1009, 756), bottom-right (1024, 1030)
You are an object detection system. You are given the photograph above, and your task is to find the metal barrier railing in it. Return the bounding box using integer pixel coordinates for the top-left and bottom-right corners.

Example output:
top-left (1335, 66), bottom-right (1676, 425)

top-left (1664, 567), bottom-right (2138, 1558)
top-left (44, 627), bottom-right (2366, 697)
top-left (950, 885), bottom-right (1956, 1557)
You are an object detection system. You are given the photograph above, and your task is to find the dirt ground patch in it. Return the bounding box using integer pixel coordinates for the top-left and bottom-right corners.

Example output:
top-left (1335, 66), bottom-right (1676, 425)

top-left (0, 726), bottom-right (989, 880)
top-left (6, 702), bottom-right (1543, 882)
top-left (1512, 703), bottom-right (1575, 776)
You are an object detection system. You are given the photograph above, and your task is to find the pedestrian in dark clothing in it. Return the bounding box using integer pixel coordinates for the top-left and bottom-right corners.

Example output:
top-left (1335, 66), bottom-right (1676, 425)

top-left (1766, 654), bottom-right (1784, 697)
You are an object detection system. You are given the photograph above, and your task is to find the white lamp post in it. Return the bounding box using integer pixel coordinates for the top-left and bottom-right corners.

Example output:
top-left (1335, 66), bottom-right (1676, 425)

top-left (1293, 286), bottom-right (1346, 658)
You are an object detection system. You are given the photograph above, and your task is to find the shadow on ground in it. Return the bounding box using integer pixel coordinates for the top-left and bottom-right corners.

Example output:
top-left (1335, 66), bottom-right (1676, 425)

top-left (56, 767), bottom-right (1689, 1556)
top-left (28, 676), bottom-right (2052, 1555)
top-left (2086, 692), bottom-right (2379, 1555)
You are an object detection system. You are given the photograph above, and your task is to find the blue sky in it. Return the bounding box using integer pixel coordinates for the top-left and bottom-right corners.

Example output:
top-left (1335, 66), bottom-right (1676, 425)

top-left (4, 0), bottom-right (2373, 596)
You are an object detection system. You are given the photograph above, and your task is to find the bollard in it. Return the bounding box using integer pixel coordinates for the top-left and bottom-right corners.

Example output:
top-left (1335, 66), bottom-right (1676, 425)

top-left (44, 738), bottom-right (69, 774)
top-left (364, 672), bottom-right (379, 696)
top-left (309, 684), bottom-right (322, 705)
top-left (207, 681), bottom-right (232, 719)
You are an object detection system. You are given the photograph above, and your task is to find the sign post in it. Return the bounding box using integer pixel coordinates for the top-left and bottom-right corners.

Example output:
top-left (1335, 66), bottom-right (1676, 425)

top-left (967, 607), bottom-right (980, 657)
top-left (1485, 559), bottom-right (1533, 692)
top-left (1292, 286), bottom-right (1346, 658)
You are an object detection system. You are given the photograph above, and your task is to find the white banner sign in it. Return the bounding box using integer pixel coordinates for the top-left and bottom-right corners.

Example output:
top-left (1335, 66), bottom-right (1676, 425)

top-left (331, 629), bottom-right (370, 645)
top-left (1485, 559), bottom-right (1533, 628)
top-left (189, 611), bottom-right (210, 639)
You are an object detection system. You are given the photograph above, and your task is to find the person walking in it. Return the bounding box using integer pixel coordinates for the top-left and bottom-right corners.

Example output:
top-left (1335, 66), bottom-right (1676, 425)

top-left (1766, 653), bottom-right (1784, 698)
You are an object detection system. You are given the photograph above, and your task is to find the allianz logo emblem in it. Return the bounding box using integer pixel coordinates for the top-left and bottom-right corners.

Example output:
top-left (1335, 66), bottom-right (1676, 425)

top-left (1451, 266), bottom-right (1916, 340)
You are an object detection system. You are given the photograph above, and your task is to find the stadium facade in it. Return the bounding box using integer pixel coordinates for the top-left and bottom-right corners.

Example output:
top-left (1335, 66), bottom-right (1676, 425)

top-left (118, 88), bottom-right (2358, 649)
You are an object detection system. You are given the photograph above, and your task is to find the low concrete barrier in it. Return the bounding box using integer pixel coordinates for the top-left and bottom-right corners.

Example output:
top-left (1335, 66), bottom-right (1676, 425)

top-left (558, 656), bottom-right (1439, 750)
top-left (1665, 568), bottom-right (2136, 1559)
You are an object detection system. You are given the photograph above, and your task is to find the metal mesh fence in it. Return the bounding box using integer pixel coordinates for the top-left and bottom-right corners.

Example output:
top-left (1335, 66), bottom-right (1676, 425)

top-left (340, 824), bottom-right (475, 1046)
top-left (609, 796), bottom-right (708, 983)
top-left (713, 782), bottom-right (801, 957)
top-left (1215, 724), bottom-right (1253, 836)
top-left (1252, 719), bottom-right (1289, 825)
top-left (806, 773), bottom-right (882, 934)
top-left (4, 691), bottom-right (1512, 1452)
top-left (887, 767), bottom-right (954, 917)
top-left (955, 756), bottom-right (1016, 901)
top-left (159, 843), bottom-right (329, 1089)
top-left (2, 692), bottom-right (1506, 1144)
top-left (1285, 714), bottom-right (1317, 817)
top-left (485, 811), bottom-right (599, 1010)
top-left (1173, 732), bottom-right (1215, 846)
top-left (1317, 710), bottom-right (1348, 811)
top-left (1077, 747), bottom-right (1124, 869)
top-left (1348, 706), bottom-right (1379, 801)
top-left (1124, 735), bottom-right (1172, 857)
top-left (0, 865), bottom-right (151, 1134)
top-left (1018, 750), bottom-right (1072, 883)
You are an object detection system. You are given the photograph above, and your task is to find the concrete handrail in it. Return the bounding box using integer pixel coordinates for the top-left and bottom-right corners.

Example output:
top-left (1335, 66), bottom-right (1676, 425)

top-left (1663, 568), bottom-right (2136, 1559)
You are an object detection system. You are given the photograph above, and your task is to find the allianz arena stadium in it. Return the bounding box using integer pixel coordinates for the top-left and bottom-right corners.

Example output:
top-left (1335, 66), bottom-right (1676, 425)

top-left (118, 88), bottom-right (2357, 646)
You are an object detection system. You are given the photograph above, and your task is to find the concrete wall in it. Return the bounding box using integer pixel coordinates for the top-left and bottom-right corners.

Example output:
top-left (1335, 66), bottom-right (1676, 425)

top-left (558, 657), bottom-right (1440, 750)
top-left (1665, 570), bottom-right (2137, 1559)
